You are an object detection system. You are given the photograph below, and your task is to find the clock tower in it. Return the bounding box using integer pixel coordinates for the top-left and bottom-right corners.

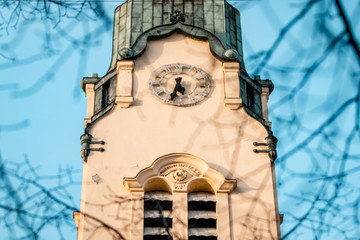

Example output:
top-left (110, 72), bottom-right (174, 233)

top-left (74, 0), bottom-right (281, 239)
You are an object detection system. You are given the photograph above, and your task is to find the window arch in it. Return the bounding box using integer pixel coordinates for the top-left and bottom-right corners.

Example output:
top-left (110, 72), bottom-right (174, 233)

top-left (123, 153), bottom-right (236, 240)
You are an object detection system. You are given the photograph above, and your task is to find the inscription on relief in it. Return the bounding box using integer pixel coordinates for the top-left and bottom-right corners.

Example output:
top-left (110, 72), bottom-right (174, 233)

top-left (174, 183), bottom-right (186, 190)
top-left (159, 163), bottom-right (201, 176)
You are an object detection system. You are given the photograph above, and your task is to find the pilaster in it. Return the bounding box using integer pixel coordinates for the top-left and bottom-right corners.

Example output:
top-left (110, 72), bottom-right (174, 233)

top-left (172, 192), bottom-right (188, 240)
top-left (216, 193), bottom-right (231, 240)
top-left (261, 87), bottom-right (272, 128)
top-left (116, 61), bottom-right (135, 108)
top-left (130, 191), bottom-right (144, 240)
top-left (222, 62), bottom-right (242, 110)
top-left (84, 83), bottom-right (95, 128)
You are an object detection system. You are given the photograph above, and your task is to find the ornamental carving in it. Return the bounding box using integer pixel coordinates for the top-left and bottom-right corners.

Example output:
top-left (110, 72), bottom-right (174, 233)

top-left (170, 11), bottom-right (185, 23)
top-left (174, 183), bottom-right (186, 190)
top-left (123, 153), bottom-right (237, 193)
top-left (173, 169), bottom-right (187, 181)
top-left (159, 163), bottom-right (201, 177)
top-left (159, 163), bottom-right (202, 183)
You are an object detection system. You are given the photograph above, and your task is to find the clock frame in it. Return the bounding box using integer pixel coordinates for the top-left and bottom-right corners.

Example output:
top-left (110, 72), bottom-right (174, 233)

top-left (148, 63), bottom-right (211, 106)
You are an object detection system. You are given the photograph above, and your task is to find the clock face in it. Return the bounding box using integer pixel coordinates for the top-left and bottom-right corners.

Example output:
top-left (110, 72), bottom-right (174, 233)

top-left (148, 63), bottom-right (211, 106)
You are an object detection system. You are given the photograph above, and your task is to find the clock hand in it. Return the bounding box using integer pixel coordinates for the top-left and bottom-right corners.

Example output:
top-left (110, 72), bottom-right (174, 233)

top-left (178, 84), bottom-right (185, 95)
top-left (170, 77), bottom-right (186, 100)
top-left (170, 91), bottom-right (177, 100)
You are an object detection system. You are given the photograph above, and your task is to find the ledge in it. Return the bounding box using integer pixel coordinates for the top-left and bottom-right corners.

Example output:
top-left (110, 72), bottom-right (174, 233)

top-left (115, 96), bottom-right (134, 108)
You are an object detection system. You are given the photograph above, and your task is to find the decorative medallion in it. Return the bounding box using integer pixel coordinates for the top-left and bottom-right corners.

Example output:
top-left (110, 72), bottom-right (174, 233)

top-left (149, 63), bottom-right (211, 106)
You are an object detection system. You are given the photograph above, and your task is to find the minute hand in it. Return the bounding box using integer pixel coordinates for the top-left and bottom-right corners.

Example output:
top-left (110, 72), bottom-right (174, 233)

top-left (170, 77), bottom-right (185, 100)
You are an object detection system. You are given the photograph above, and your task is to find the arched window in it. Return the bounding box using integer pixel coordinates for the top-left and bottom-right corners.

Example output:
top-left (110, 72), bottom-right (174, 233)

top-left (123, 154), bottom-right (236, 240)
top-left (188, 192), bottom-right (217, 240)
top-left (144, 191), bottom-right (172, 240)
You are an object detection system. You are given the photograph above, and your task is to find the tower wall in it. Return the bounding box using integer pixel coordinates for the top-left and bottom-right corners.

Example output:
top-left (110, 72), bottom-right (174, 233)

top-left (78, 33), bottom-right (279, 239)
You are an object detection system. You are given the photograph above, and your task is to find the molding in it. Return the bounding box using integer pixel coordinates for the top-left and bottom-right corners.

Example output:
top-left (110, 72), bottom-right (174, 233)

top-left (118, 22), bottom-right (242, 64)
top-left (123, 153), bottom-right (237, 240)
top-left (94, 69), bottom-right (117, 91)
top-left (84, 118), bottom-right (91, 129)
top-left (80, 76), bottom-right (98, 92)
top-left (123, 153), bottom-right (237, 193)
top-left (85, 83), bottom-right (95, 119)
top-left (218, 180), bottom-right (237, 193)
top-left (115, 96), bottom-right (134, 108)
top-left (123, 178), bottom-right (144, 192)
top-left (224, 98), bottom-right (242, 110)
top-left (73, 211), bottom-right (80, 227)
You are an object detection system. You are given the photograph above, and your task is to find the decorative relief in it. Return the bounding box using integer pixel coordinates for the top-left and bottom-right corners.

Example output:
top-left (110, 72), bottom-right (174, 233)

top-left (173, 169), bottom-right (187, 181)
top-left (174, 183), bottom-right (186, 190)
top-left (159, 163), bottom-right (202, 183)
top-left (159, 163), bottom-right (201, 176)
top-left (170, 11), bottom-right (185, 23)
top-left (124, 154), bottom-right (237, 193)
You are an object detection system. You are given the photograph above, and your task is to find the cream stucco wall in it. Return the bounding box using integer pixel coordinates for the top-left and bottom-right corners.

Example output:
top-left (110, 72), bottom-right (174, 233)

top-left (78, 33), bottom-right (279, 240)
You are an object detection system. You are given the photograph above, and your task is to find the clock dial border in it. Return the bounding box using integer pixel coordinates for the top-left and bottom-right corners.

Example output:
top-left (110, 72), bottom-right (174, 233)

top-left (148, 63), bottom-right (211, 106)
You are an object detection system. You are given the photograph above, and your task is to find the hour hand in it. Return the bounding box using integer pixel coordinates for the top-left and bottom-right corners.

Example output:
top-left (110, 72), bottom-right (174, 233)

top-left (170, 91), bottom-right (177, 100)
top-left (177, 85), bottom-right (185, 95)
top-left (170, 77), bottom-right (186, 100)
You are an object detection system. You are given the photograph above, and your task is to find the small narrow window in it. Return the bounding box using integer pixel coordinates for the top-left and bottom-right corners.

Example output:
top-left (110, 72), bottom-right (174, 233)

top-left (188, 192), bottom-right (217, 240)
top-left (102, 80), bottom-right (111, 108)
top-left (144, 191), bottom-right (173, 240)
top-left (246, 83), bottom-right (255, 110)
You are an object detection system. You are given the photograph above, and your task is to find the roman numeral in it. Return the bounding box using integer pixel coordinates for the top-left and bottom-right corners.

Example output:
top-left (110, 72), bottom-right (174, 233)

top-left (155, 88), bottom-right (165, 94)
top-left (175, 63), bottom-right (183, 73)
top-left (194, 89), bottom-right (207, 97)
top-left (197, 81), bottom-right (209, 87)
top-left (150, 80), bottom-right (161, 85)
top-left (188, 95), bottom-right (198, 103)
top-left (193, 72), bottom-right (206, 80)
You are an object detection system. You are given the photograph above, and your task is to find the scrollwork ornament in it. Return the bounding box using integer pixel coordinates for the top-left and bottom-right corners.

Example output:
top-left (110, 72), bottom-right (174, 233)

top-left (119, 48), bottom-right (135, 59)
top-left (224, 49), bottom-right (239, 60)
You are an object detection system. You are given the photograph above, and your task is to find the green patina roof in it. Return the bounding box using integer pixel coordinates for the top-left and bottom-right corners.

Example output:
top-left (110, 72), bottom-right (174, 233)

top-left (109, 0), bottom-right (244, 70)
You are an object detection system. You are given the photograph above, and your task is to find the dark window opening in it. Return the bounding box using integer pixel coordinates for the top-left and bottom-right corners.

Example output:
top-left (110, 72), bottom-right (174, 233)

top-left (144, 218), bottom-right (172, 228)
top-left (102, 80), bottom-right (111, 108)
top-left (144, 236), bottom-right (172, 240)
top-left (188, 201), bottom-right (216, 211)
top-left (144, 200), bottom-right (172, 211)
top-left (246, 83), bottom-right (255, 110)
top-left (188, 219), bottom-right (217, 228)
top-left (189, 236), bottom-right (217, 240)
